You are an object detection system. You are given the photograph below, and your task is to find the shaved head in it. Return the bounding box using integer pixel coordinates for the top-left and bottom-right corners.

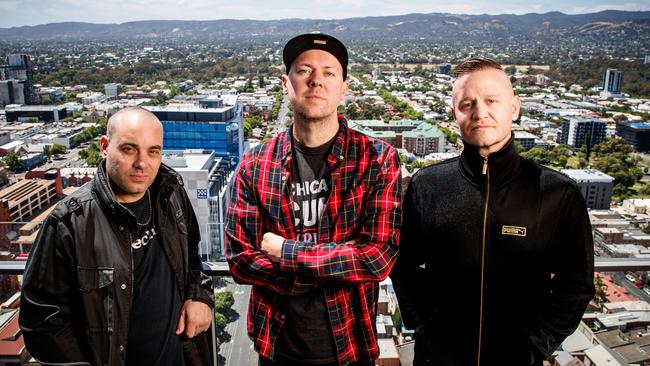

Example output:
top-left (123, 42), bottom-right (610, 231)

top-left (107, 106), bottom-right (162, 138)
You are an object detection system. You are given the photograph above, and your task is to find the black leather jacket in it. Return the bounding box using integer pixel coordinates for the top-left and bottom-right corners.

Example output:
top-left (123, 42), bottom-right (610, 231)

top-left (19, 162), bottom-right (214, 366)
top-left (391, 138), bottom-right (595, 366)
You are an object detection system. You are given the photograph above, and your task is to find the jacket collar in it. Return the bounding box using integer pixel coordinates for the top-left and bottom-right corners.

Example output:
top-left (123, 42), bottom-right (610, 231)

top-left (93, 161), bottom-right (182, 217)
top-left (459, 134), bottom-right (522, 189)
top-left (280, 114), bottom-right (350, 169)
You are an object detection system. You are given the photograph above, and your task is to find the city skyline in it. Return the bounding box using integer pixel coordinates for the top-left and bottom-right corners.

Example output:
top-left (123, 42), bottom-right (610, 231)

top-left (0, 0), bottom-right (648, 28)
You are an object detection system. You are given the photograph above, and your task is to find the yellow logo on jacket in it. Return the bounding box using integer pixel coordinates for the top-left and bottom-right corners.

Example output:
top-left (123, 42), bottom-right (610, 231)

top-left (502, 226), bottom-right (527, 237)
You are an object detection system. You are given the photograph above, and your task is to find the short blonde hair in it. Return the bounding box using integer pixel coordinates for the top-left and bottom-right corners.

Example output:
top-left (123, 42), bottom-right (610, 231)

top-left (452, 57), bottom-right (503, 78)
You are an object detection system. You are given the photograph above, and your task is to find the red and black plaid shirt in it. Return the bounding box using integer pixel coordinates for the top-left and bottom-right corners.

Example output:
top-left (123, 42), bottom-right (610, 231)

top-left (225, 116), bottom-right (401, 364)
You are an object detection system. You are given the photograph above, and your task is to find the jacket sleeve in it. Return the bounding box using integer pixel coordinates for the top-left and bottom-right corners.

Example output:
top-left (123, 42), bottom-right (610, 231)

top-left (529, 186), bottom-right (595, 359)
top-left (278, 147), bottom-right (401, 283)
top-left (180, 186), bottom-right (215, 308)
top-left (389, 174), bottom-right (428, 330)
top-left (19, 215), bottom-right (92, 364)
top-left (225, 159), bottom-right (314, 296)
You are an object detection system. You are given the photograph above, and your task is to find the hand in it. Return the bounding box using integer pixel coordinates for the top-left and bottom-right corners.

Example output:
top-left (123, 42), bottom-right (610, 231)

top-left (261, 232), bottom-right (284, 263)
top-left (176, 299), bottom-right (212, 339)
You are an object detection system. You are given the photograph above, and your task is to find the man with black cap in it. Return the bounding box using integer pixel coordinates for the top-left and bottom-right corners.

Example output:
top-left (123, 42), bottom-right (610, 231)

top-left (226, 33), bottom-right (401, 366)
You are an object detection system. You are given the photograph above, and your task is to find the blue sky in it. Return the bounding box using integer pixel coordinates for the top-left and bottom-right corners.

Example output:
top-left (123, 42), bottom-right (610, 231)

top-left (0, 0), bottom-right (649, 28)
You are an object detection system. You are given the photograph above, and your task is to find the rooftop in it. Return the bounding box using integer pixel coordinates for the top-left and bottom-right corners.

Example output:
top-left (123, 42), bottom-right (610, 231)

top-left (620, 121), bottom-right (650, 130)
top-left (514, 131), bottom-right (539, 139)
top-left (5, 105), bottom-right (65, 112)
top-left (402, 122), bottom-right (445, 139)
top-left (0, 179), bottom-right (55, 204)
top-left (0, 141), bottom-right (24, 150)
top-left (145, 105), bottom-right (234, 114)
top-left (162, 150), bottom-right (215, 171)
top-left (561, 329), bottom-right (593, 353)
top-left (377, 338), bottom-right (400, 359)
top-left (352, 119), bottom-right (422, 128)
top-left (562, 169), bottom-right (615, 183)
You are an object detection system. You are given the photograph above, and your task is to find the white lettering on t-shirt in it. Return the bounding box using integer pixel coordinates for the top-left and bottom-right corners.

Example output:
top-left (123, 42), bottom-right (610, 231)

top-left (132, 227), bottom-right (157, 250)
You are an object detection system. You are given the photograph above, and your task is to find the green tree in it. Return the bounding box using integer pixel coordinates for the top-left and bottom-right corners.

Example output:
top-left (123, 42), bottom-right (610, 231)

top-left (392, 307), bottom-right (403, 332)
top-left (82, 141), bottom-right (102, 167)
top-left (50, 144), bottom-right (67, 156)
top-left (97, 116), bottom-right (108, 133)
top-left (214, 312), bottom-right (227, 332)
top-left (521, 146), bottom-right (551, 165)
top-left (243, 115), bottom-right (264, 139)
top-left (613, 114), bottom-right (628, 122)
top-left (639, 182), bottom-right (650, 196)
top-left (590, 138), bottom-right (642, 190)
top-left (593, 274), bottom-right (608, 307)
top-left (215, 291), bottom-right (234, 313)
top-left (438, 126), bottom-right (458, 145)
top-left (3, 152), bottom-right (20, 171)
top-left (548, 145), bottom-right (576, 168)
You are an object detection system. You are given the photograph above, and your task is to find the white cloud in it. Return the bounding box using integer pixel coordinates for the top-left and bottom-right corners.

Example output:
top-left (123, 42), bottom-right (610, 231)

top-left (0, 0), bottom-right (18, 12)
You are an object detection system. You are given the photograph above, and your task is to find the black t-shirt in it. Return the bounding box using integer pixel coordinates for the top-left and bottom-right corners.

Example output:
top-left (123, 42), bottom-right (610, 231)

top-left (275, 135), bottom-right (338, 364)
top-left (123, 192), bottom-right (185, 366)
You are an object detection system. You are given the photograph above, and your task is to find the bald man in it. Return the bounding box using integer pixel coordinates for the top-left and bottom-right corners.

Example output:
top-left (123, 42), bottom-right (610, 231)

top-left (391, 57), bottom-right (594, 366)
top-left (20, 107), bottom-right (214, 366)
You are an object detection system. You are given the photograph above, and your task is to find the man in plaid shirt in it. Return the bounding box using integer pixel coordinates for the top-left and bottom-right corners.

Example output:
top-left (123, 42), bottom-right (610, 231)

top-left (225, 33), bottom-right (401, 366)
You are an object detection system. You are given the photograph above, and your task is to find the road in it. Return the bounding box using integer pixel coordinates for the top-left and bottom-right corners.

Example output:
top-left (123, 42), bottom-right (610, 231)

top-left (272, 95), bottom-right (290, 135)
top-left (219, 278), bottom-right (256, 366)
top-left (612, 272), bottom-right (650, 302)
top-left (41, 144), bottom-right (88, 170)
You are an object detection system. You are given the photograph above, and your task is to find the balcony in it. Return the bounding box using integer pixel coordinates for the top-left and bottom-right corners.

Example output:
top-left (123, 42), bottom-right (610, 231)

top-left (0, 219), bottom-right (647, 365)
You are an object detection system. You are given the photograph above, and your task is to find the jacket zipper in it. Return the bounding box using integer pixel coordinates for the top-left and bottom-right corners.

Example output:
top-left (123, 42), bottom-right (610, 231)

top-left (477, 155), bottom-right (489, 366)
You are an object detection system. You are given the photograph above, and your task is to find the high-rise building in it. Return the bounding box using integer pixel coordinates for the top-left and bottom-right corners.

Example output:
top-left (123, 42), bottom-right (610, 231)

top-left (645, 53), bottom-right (650, 65)
top-left (562, 169), bottom-right (614, 209)
top-left (0, 54), bottom-right (36, 104)
top-left (600, 68), bottom-right (623, 98)
top-left (162, 150), bottom-right (233, 260)
top-left (0, 80), bottom-right (25, 106)
top-left (616, 121), bottom-right (650, 152)
top-left (556, 117), bottom-right (607, 153)
top-left (104, 83), bottom-right (122, 100)
top-left (145, 97), bottom-right (243, 166)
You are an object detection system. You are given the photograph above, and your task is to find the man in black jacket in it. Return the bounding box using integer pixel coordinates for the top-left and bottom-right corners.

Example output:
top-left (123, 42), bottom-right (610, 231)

top-left (19, 107), bottom-right (214, 365)
top-left (391, 57), bottom-right (594, 366)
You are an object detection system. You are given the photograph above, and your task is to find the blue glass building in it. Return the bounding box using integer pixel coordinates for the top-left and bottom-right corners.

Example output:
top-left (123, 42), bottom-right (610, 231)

top-left (145, 99), bottom-right (243, 168)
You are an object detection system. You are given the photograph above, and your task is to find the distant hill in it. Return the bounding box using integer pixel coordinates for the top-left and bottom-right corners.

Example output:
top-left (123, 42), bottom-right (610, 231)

top-left (0, 10), bottom-right (648, 42)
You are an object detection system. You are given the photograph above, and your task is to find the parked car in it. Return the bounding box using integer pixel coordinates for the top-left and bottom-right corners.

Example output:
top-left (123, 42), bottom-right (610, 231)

top-left (643, 287), bottom-right (650, 296)
top-left (626, 274), bottom-right (636, 282)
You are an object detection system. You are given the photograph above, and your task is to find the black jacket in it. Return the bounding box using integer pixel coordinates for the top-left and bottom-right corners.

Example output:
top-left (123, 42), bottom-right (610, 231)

top-left (19, 162), bottom-right (214, 366)
top-left (391, 138), bottom-right (595, 366)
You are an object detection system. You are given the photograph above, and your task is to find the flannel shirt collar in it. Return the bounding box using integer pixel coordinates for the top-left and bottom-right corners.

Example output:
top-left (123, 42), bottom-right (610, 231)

top-left (280, 114), bottom-right (350, 169)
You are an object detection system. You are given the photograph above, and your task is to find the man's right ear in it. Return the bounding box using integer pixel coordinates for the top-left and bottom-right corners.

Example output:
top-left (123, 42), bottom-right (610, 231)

top-left (450, 107), bottom-right (456, 121)
top-left (281, 74), bottom-right (289, 95)
top-left (99, 135), bottom-right (109, 158)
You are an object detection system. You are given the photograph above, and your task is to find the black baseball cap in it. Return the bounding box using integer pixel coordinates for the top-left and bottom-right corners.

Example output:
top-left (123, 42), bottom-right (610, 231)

top-left (282, 33), bottom-right (348, 80)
